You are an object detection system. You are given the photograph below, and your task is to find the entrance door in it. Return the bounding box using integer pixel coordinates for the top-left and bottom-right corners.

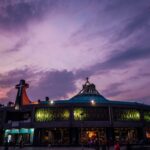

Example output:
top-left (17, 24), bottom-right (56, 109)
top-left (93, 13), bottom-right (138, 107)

top-left (39, 128), bottom-right (69, 145)
top-left (80, 128), bottom-right (106, 145)
top-left (4, 128), bottom-right (34, 145)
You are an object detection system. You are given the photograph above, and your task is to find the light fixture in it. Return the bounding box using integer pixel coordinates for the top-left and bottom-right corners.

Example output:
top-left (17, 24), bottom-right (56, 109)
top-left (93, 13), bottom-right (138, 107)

top-left (50, 100), bottom-right (54, 105)
top-left (15, 104), bottom-right (19, 110)
top-left (90, 100), bottom-right (96, 105)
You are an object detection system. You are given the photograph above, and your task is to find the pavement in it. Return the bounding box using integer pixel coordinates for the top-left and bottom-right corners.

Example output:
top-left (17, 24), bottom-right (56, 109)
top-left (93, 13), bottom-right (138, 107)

top-left (0, 146), bottom-right (124, 150)
top-left (0, 145), bottom-right (150, 150)
top-left (0, 147), bottom-right (103, 150)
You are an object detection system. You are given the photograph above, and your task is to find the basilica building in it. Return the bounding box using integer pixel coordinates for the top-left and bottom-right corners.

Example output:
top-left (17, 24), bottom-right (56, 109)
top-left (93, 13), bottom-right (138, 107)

top-left (0, 78), bottom-right (150, 146)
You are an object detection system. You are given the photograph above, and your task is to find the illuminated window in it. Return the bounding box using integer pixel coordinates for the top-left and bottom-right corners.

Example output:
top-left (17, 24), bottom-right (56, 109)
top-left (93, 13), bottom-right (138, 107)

top-left (113, 108), bottom-right (140, 121)
top-left (146, 128), bottom-right (150, 139)
top-left (35, 108), bottom-right (70, 122)
top-left (73, 107), bottom-right (109, 121)
top-left (4, 128), bottom-right (34, 144)
top-left (35, 109), bottom-right (53, 122)
top-left (144, 111), bottom-right (150, 121)
top-left (61, 110), bottom-right (70, 120)
top-left (73, 108), bottom-right (86, 120)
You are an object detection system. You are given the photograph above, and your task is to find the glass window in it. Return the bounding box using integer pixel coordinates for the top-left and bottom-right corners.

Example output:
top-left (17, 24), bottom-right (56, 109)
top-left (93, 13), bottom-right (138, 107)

top-left (4, 128), bottom-right (34, 144)
top-left (80, 128), bottom-right (106, 145)
top-left (114, 128), bottom-right (138, 144)
top-left (35, 108), bottom-right (70, 122)
top-left (39, 128), bottom-right (69, 145)
top-left (144, 111), bottom-right (150, 122)
top-left (145, 128), bottom-right (150, 139)
top-left (113, 108), bottom-right (140, 121)
top-left (73, 107), bottom-right (109, 121)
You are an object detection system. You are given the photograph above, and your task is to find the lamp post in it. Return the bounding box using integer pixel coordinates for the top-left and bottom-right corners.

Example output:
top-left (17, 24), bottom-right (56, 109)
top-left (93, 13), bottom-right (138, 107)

top-left (80, 113), bottom-right (84, 150)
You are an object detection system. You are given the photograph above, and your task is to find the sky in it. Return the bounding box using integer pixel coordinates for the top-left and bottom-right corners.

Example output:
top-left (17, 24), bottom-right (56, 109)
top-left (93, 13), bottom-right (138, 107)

top-left (0, 0), bottom-right (150, 104)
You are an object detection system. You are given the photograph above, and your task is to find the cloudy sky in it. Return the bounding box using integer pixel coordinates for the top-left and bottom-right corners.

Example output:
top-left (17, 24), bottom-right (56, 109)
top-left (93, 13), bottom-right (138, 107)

top-left (0, 0), bottom-right (150, 104)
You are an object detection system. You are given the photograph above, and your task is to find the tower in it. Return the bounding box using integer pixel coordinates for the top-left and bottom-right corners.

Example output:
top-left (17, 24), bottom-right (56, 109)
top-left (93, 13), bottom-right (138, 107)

top-left (15, 79), bottom-right (31, 109)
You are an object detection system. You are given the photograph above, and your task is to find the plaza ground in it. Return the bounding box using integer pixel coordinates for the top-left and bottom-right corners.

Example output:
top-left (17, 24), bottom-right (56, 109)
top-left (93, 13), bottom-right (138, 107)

top-left (1, 146), bottom-right (150, 150)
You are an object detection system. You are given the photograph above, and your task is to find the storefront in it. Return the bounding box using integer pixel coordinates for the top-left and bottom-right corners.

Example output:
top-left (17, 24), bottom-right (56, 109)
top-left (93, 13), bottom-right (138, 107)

top-left (145, 128), bottom-right (150, 143)
top-left (4, 128), bottom-right (34, 145)
top-left (35, 128), bottom-right (70, 145)
top-left (114, 128), bottom-right (139, 144)
top-left (80, 128), bottom-right (106, 145)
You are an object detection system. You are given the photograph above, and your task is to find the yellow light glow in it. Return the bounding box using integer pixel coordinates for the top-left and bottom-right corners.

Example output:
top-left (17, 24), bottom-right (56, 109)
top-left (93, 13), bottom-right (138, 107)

top-left (87, 131), bottom-right (97, 138)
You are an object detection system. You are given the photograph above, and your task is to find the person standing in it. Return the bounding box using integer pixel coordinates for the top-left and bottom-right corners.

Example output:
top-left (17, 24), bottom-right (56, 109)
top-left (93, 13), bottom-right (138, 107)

top-left (95, 139), bottom-right (100, 150)
top-left (4, 142), bottom-right (9, 150)
top-left (114, 141), bottom-right (120, 150)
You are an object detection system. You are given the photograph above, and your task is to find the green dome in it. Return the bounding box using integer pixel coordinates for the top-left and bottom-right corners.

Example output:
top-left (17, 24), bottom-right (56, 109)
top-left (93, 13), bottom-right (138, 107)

top-left (68, 78), bottom-right (109, 103)
top-left (69, 94), bottom-right (109, 103)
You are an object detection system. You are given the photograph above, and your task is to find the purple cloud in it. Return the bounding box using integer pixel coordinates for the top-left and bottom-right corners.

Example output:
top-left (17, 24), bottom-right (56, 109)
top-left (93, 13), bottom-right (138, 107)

top-left (0, 0), bottom-right (57, 31)
top-left (28, 70), bottom-right (76, 100)
top-left (0, 68), bottom-right (77, 104)
top-left (0, 0), bottom-right (150, 105)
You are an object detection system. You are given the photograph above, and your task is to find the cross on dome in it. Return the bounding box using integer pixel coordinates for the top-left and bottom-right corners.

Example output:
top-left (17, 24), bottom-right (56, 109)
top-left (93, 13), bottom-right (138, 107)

top-left (78, 77), bottom-right (100, 95)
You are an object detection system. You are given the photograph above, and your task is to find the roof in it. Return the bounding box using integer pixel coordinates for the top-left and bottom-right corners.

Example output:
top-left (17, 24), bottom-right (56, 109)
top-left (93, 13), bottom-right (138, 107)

top-left (12, 79), bottom-right (150, 108)
top-left (68, 77), bottom-right (109, 103)
top-left (69, 94), bottom-right (108, 103)
top-left (38, 78), bottom-right (150, 107)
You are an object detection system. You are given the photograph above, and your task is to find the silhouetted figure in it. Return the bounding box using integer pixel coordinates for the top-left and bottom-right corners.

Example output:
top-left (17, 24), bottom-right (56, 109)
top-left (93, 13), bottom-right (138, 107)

top-left (102, 144), bottom-right (106, 150)
top-left (114, 141), bottom-right (120, 150)
top-left (19, 139), bottom-right (24, 148)
top-left (13, 141), bottom-right (16, 149)
top-left (48, 142), bottom-right (52, 149)
top-left (95, 140), bottom-right (100, 150)
top-left (126, 141), bottom-right (131, 150)
top-left (106, 140), bottom-right (110, 150)
top-left (4, 142), bottom-right (9, 150)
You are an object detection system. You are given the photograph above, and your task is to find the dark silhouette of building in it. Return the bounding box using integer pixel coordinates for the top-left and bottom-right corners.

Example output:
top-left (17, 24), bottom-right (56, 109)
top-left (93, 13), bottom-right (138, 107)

top-left (0, 78), bottom-right (150, 146)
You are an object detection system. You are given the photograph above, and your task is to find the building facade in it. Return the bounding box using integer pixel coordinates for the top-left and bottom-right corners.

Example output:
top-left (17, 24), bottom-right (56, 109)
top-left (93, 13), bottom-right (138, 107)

top-left (0, 79), bottom-right (150, 146)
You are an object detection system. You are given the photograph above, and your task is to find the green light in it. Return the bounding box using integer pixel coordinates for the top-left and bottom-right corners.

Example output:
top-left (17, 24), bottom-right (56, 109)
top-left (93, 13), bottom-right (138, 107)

top-left (20, 128), bottom-right (28, 134)
top-left (5, 130), bottom-right (10, 134)
top-left (35, 109), bottom-right (53, 122)
top-left (5, 128), bottom-right (34, 135)
top-left (29, 128), bottom-right (34, 133)
top-left (144, 112), bottom-right (150, 121)
top-left (11, 129), bottom-right (19, 134)
top-left (35, 108), bottom-right (70, 122)
top-left (121, 109), bottom-right (140, 121)
top-left (61, 110), bottom-right (70, 120)
top-left (74, 108), bottom-right (86, 120)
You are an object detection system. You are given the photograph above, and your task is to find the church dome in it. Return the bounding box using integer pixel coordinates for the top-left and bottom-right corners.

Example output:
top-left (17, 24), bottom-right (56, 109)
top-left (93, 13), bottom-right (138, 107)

top-left (69, 78), bottom-right (109, 103)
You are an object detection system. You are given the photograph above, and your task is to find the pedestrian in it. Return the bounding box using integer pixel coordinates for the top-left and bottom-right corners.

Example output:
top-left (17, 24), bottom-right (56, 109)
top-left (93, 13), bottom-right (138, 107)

top-left (106, 140), bottom-right (110, 150)
top-left (4, 142), bottom-right (9, 150)
top-left (95, 140), bottom-right (100, 150)
top-left (19, 139), bottom-right (24, 148)
top-left (102, 144), bottom-right (106, 150)
top-left (4, 137), bottom-right (9, 150)
top-left (114, 141), bottom-right (120, 150)
top-left (126, 141), bottom-right (131, 150)
top-left (48, 142), bottom-right (52, 149)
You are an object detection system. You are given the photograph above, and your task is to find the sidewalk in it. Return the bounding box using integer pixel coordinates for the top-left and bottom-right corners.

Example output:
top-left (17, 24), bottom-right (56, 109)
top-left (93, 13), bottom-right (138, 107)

top-left (0, 146), bottom-right (126, 150)
top-left (1, 145), bottom-right (150, 150)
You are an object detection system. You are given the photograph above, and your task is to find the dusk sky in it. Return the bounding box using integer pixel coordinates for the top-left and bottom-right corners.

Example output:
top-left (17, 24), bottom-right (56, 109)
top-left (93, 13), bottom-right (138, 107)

top-left (0, 0), bottom-right (150, 104)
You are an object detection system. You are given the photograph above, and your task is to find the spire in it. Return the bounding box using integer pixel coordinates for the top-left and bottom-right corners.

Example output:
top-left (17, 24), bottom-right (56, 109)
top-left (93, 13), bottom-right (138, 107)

top-left (78, 77), bottom-right (100, 95)
top-left (15, 80), bottom-right (31, 109)
top-left (86, 77), bottom-right (90, 84)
